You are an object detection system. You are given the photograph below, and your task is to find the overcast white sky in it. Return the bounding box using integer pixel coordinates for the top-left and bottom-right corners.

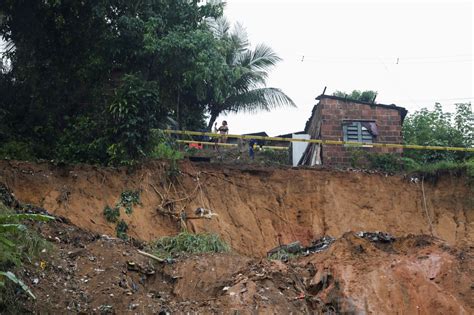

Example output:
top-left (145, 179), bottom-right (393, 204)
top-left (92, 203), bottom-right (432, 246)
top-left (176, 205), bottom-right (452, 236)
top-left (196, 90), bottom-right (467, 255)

top-left (220, 0), bottom-right (473, 136)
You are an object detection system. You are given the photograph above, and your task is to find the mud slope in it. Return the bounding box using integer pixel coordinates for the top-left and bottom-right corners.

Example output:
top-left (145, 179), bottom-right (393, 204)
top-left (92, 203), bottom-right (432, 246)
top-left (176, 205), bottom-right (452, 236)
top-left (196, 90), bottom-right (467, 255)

top-left (0, 160), bottom-right (472, 256)
top-left (14, 221), bottom-right (474, 314)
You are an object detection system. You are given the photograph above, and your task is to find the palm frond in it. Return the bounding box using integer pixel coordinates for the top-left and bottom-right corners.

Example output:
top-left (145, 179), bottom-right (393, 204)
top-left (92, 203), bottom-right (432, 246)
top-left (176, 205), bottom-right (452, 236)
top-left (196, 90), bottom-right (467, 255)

top-left (237, 43), bottom-right (281, 72)
top-left (224, 87), bottom-right (295, 113)
top-left (232, 68), bottom-right (267, 92)
top-left (230, 22), bottom-right (249, 51)
top-left (207, 16), bottom-right (230, 39)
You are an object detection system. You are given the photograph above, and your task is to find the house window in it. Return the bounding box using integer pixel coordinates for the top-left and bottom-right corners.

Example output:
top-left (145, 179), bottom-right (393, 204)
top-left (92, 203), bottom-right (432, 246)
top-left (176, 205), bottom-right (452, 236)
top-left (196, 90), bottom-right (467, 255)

top-left (343, 121), bottom-right (376, 143)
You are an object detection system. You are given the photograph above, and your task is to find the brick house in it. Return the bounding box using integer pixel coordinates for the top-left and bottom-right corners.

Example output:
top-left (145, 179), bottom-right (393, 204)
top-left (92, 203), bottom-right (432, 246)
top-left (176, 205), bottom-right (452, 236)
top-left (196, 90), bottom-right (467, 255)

top-left (299, 94), bottom-right (408, 166)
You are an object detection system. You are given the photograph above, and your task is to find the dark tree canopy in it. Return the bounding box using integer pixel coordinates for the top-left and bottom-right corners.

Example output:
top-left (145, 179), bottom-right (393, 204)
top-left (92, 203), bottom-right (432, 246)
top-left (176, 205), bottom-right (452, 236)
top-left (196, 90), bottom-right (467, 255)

top-left (0, 0), bottom-right (224, 163)
top-left (0, 1), bottom-right (295, 164)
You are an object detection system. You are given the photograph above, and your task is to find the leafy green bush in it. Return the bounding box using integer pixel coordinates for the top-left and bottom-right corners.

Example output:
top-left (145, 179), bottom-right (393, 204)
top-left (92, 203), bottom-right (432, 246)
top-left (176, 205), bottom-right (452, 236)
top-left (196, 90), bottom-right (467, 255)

top-left (116, 220), bottom-right (129, 240)
top-left (407, 160), bottom-right (468, 177)
top-left (118, 190), bottom-right (141, 215)
top-left (349, 148), bottom-right (368, 168)
top-left (400, 157), bottom-right (420, 171)
top-left (150, 143), bottom-right (183, 160)
top-left (403, 103), bottom-right (473, 163)
top-left (56, 116), bottom-right (109, 164)
top-left (259, 148), bottom-right (289, 165)
top-left (349, 150), bottom-right (420, 173)
top-left (0, 140), bottom-right (35, 161)
top-left (367, 153), bottom-right (405, 173)
top-left (152, 232), bottom-right (230, 258)
top-left (103, 206), bottom-right (120, 223)
top-left (149, 130), bottom-right (183, 160)
top-left (103, 190), bottom-right (140, 237)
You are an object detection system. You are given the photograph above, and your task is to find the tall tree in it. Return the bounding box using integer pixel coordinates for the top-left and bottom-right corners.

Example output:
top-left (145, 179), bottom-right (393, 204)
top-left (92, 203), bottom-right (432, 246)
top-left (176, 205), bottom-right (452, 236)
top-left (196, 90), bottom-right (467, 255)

top-left (205, 17), bottom-right (295, 130)
top-left (0, 0), bottom-right (224, 163)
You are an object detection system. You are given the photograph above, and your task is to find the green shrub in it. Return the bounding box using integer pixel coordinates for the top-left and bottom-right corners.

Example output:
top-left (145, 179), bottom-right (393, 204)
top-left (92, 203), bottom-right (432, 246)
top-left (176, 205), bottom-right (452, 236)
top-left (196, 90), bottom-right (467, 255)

top-left (55, 116), bottom-right (109, 164)
top-left (103, 206), bottom-right (120, 223)
top-left (152, 232), bottom-right (230, 258)
top-left (349, 148), bottom-right (368, 168)
top-left (149, 130), bottom-right (183, 161)
top-left (0, 141), bottom-right (35, 161)
top-left (0, 202), bottom-right (54, 304)
top-left (118, 190), bottom-right (140, 215)
top-left (400, 157), bottom-right (420, 171)
top-left (150, 143), bottom-right (183, 160)
top-left (103, 190), bottom-right (140, 237)
top-left (466, 158), bottom-right (474, 180)
top-left (367, 153), bottom-right (405, 173)
top-left (116, 220), bottom-right (129, 240)
top-left (408, 160), bottom-right (466, 177)
top-left (259, 148), bottom-right (289, 165)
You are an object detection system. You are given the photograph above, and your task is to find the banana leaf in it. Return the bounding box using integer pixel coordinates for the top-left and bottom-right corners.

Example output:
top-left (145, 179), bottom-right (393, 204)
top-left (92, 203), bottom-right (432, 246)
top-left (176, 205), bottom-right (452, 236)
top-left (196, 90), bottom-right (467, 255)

top-left (0, 271), bottom-right (36, 299)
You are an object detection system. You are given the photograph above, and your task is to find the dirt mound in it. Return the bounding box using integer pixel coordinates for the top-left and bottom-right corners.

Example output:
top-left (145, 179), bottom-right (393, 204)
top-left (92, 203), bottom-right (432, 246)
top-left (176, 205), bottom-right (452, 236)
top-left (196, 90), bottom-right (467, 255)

top-left (11, 220), bottom-right (472, 314)
top-left (0, 160), bottom-right (472, 257)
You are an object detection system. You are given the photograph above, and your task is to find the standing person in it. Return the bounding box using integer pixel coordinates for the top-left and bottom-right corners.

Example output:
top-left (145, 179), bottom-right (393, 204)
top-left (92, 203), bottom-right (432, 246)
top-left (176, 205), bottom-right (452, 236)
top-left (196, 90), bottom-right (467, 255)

top-left (216, 120), bottom-right (229, 143)
top-left (249, 139), bottom-right (257, 160)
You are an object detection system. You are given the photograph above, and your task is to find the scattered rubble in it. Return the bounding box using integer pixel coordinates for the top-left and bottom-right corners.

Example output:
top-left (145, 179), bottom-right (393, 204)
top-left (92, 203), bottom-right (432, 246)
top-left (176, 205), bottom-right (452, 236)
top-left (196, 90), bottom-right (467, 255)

top-left (355, 231), bottom-right (396, 243)
top-left (267, 236), bottom-right (336, 261)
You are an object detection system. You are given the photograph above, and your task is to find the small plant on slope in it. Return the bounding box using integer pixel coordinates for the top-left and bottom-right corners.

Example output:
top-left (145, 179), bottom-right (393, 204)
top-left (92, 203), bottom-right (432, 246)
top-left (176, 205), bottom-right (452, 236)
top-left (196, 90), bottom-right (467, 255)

top-left (0, 202), bottom-right (54, 302)
top-left (152, 232), bottom-right (230, 259)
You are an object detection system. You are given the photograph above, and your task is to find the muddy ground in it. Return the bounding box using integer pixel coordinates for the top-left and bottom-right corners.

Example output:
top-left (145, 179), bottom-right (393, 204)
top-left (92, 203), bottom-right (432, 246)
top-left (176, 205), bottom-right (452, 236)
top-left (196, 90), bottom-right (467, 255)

top-left (0, 160), bottom-right (473, 314)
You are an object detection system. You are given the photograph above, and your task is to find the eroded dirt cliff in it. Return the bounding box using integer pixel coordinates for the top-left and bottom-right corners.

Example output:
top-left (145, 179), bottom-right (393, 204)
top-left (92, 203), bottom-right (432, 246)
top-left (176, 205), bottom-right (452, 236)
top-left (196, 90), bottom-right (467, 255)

top-left (1, 160), bottom-right (471, 256)
top-left (0, 160), bottom-right (472, 314)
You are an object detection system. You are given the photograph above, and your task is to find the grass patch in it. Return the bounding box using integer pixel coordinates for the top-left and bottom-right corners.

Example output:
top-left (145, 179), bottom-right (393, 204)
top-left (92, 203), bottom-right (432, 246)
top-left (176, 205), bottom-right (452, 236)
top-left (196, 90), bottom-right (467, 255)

top-left (151, 232), bottom-right (230, 259)
top-left (268, 249), bottom-right (299, 261)
top-left (407, 159), bottom-right (474, 180)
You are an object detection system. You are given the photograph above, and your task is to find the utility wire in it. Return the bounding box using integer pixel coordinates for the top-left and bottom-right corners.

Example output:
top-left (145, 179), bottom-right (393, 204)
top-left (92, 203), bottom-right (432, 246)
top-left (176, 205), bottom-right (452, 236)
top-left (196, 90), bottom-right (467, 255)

top-left (294, 53), bottom-right (473, 64)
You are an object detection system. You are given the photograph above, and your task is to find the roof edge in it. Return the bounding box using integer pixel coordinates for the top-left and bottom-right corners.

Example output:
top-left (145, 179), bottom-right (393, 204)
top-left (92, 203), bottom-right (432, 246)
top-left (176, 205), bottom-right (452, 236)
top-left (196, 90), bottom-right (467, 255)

top-left (316, 94), bottom-right (408, 121)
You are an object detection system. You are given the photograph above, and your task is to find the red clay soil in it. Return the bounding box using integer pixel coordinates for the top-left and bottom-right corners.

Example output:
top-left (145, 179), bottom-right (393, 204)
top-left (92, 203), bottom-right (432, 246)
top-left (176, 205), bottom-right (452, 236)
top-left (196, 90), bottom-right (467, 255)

top-left (9, 221), bottom-right (473, 314)
top-left (0, 160), bottom-right (471, 256)
top-left (0, 160), bottom-right (472, 314)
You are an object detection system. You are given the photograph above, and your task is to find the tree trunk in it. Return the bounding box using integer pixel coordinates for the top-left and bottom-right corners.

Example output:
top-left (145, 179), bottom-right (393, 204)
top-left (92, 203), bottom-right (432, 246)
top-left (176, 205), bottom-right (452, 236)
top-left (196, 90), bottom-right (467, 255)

top-left (207, 112), bottom-right (219, 131)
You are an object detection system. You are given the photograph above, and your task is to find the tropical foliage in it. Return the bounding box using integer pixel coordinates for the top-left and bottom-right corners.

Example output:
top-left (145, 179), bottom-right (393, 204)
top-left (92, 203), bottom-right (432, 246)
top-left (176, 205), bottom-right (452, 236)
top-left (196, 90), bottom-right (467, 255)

top-left (0, 1), bottom-right (294, 165)
top-left (205, 17), bottom-right (295, 129)
top-left (403, 102), bottom-right (473, 163)
top-left (0, 202), bottom-right (54, 303)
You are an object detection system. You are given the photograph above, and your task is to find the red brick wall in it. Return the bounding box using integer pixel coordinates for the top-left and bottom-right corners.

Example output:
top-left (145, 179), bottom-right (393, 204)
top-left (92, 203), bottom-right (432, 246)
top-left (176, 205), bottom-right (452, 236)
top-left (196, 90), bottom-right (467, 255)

top-left (318, 98), bottom-right (403, 166)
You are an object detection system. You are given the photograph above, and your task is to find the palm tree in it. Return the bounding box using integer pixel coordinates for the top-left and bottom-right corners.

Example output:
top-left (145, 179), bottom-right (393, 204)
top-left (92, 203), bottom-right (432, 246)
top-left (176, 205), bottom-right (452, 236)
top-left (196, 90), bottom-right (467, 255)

top-left (206, 17), bottom-right (296, 130)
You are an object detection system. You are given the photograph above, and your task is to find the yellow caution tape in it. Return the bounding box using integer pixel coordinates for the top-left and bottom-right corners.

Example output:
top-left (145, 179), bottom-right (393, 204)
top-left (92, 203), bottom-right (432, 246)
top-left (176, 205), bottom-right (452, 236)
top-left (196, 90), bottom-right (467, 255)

top-left (161, 129), bottom-right (474, 152)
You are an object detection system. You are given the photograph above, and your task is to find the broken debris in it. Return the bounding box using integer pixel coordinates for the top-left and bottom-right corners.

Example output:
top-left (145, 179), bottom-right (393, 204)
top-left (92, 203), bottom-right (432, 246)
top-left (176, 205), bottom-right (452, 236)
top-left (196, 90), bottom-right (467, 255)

top-left (356, 231), bottom-right (395, 243)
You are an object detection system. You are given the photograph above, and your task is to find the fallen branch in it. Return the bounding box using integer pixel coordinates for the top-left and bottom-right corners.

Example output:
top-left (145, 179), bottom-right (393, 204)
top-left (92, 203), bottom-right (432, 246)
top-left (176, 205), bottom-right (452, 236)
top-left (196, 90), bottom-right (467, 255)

top-left (137, 249), bottom-right (165, 263)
